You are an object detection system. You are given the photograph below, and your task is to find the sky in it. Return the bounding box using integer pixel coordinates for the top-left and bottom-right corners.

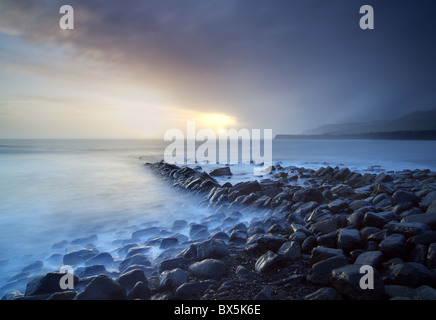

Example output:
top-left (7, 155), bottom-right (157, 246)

top-left (0, 0), bottom-right (435, 139)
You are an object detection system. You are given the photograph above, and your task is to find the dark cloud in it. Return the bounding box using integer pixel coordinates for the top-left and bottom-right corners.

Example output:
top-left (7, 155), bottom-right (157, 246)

top-left (1, 0), bottom-right (436, 133)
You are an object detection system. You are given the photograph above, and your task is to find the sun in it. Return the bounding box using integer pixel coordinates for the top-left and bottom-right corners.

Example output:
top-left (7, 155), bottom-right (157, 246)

top-left (198, 113), bottom-right (237, 134)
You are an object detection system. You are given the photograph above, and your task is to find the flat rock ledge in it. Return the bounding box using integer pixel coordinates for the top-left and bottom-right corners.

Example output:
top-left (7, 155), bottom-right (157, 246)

top-left (4, 161), bottom-right (436, 300)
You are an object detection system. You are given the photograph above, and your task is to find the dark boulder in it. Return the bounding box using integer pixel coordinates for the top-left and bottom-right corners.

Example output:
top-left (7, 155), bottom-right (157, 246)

top-left (74, 274), bottom-right (126, 300)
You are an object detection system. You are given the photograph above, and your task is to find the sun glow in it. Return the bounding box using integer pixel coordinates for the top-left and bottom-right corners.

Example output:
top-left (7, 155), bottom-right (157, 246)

top-left (197, 113), bottom-right (237, 134)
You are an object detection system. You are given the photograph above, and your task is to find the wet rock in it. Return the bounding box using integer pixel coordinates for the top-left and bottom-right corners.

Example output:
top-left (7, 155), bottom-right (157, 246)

top-left (231, 181), bottom-right (262, 196)
top-left (330, 264), bottom-right (384, 300)
top-left (22, 261), bottom-right (43, 273)
top-left (310, 246), bottom-right (345, 265)
top-left (125, 246), bottom-right (152, 258)
top-left (254, 250), bottom-right (285, 274)
top-left (74, 274), bottom-right (126, 300)
top-left (196, 239), bottom-right (229, 260)
top-left (392, 190), bottom-right (420, 206)
top-left (51, 240), bottom-right (69, 250)
top-left (159, 257), bottom-right (190, 273)
top-left (277, 241), bottom-right (301, 261)
top-left (407, 231), bottom-right (436, 246)
top-left (171, 220), bottom-right (188, 231)
top-left (385, 262), bottom-right (434, 288)
top-left (330, 184), bottom-right (354, 197)
top-left (303, 287), bottom-right (342, 300)
top-left (117, 268), bottom-right (148, 291)
top-left (210, 167), bottom-right (232, 177)
top-left (328, 199), bottom-right (349, 213)
top-left (362, 212), bottom-right (387, 229)
top-left (71, 234), bottom-right (98, 245)
top-left (317, 232), bottom-right (337, 248)
top-left (289, 231), bottom-right (307, 245)
top-left (47, 290), bottom-right (77, 300)
top-left (119, 254), bottom-right (151, 273)
top-left (127, 281), bottom-right (150, 300)
top-left (427, 243), bottom-right (436, 269)
top-left (354, 251), bottom-right (383, 269)
top-left (379, 234), bottom-right (406, 259)
top-left (301, 235), bottom-right (317, 254)
top-left (421, 191), bottom-right (436, 210)
top-left (189, 223), bottom-right (210, 240)
top-left (25, 272), bottom-right (79, 296)
top-left (384, 285), bottom-right (416, 299)
top-left (175, 280), bottom-right (218, 299)
top-left (77, 264), bottom-right (107, 278)
top-left (85, 252), bottom-right (114, 266)
top-left (292, 188), bottom-right (324, 203)
top-left (413, 285), bottom-right (436, 300)
top-left (310, 254), bottom-right (348, 285)
top-left (347, 211), bottom-right (364, 229)
top-left (402, 213), bottom-right (436, 230)
top-left (159, 268), bottom-right (188, 291)
top-left (131, 227), bottom-right (160, 240)
top-left (254, 234), bottom-right (288, 254)
top-left (63, 249), bottom-right (98, 266)
top-left (385, 221), bottom-right (431, 238)
top-left (229, 230), bottom-right (248, 245)
top-left (337, 228), bottom-right (362, 253)
top-left (160, 237), bottom-right (179, 249)
top-left (188, 259), bottom-right (226, 280)
top-left (254, 285), bottom-right (273, 300)
top-left (310, 216), bottom-right (347, 235)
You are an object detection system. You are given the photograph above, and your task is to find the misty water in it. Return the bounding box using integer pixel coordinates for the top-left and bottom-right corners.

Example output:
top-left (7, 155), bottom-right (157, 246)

top-left (0, 138), bottom-right (436, 296)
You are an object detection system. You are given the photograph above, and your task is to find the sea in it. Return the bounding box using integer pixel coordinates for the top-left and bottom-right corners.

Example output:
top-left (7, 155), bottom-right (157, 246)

top-left (0, 138), bottom-right (436, 296)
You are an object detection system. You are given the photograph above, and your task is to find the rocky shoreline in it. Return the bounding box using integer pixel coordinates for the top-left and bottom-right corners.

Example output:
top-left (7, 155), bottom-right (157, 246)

top-left (3, 161), bottom-right (436, 300)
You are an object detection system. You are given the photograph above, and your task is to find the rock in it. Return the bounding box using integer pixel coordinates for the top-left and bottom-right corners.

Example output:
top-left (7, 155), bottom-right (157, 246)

top-left (196, 239), bottom-right (229, 260)
top-left (317, 232), bottom-right (337, 248)
top-left (347, 211), bottom-right (364, 229)
top-left (409, 243), bottom-right (428, 264)
top-left (63, 249), bottom-right (98, 266)
top-left (51, 240), bottom-right (69, 250)
top-left (403, 213), bottom-right (436, 230)
top-left (127, 281), bottom-right (150, 300)
top-left (125, 246), bottom-right (152, 258)
top-left (301, 235), bottom-right (317, 254)
top-left (132, 227), bottom-right (161, 240)
top-left (47, 291), bottom-right (77, 300)
top-left (159, 257), bottom-right (190, 273)
top-left (303, 287), bottom-right (342, 300)
top-left (379, 234), bottom-right (407, 259)
top-left (427, 243), bottom-right (436, 269)
top-left (310, 246), bottom-right (345, 265)
top-left (392, 190), bottom-right (420, 206)
top-left (413, 285), bottom-right (436, 300)
top-left (210, 167), bottom-right (232, 177)
top-left (289, 231), bottom-right (307, 245)
top-left (295, 201), bottom-right (319, 218)
top-left (85, 252), bottom-right (114, 266)
top-left (362, 212), bottom-right (387, 229)
top-left (384, 285), bottom-right (416, 299)
top-left (385, 262), bottom-right (434, 288)
top-left (119, 254), bottom-right (151, 273)
top-left (77, 264), bottom-right (107, 278)
top-left (159, 237), bottom-right (179, 249)
top-left (385, 221), bottom-right (431, 238)
top-left (310, 255), bottom-right (349, 285)
top-left (254, 285), bottom-right (273, 300)
top-left (373, 173), bottom-right (393, 185)
top-left (354, 251), bottom-right (383, 269)
top-left (231, 181), bottom-right (262, 196)
top-left (22, 261), bottom-right (43, 273)
top-left (188, 259), bottom-right (226, 280)
top-left (277, 241), bottom-right (301, 261)
top-left (228, 230), bottom-right (248, 245)
top-left (310, 216), bottom-right (347, 235)
top-left (253, 234), bottom-right (288, 254)
top-left (117, 268), bottom-right (148, 291)
top-left (292, 188), bottom-right (324, 203)
top-left (74, 274), bottom-right (126, 300)
top-left (328, 199), bottom-right (349, 213)
top-left (426, 200), bottom-right (436, 213)
top-left (330, 184), bottom-right (354, 197)
top-left (189, 223), bottom-right (210, 240)
top-left (254, 250), bottom-right (285, 273)
top-left (421, 191), bottom-right (436, 210)
top-left (25, 272), bottom-right (79, 296)
top-left (337, 228), bottom-right (362, 253)
top-left (176, 244), bottom-right (198, 260)
top-left (407, 231), bottom-right (436, 246)
top-left (174, 280), bottom-right (218, 299)
top-left (330, 265), bottom-right (385, 300)
top-left (159, 268), bottom-right (188, 290)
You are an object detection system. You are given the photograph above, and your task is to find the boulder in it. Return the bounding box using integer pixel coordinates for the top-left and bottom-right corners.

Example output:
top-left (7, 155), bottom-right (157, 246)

top-left (119, 254), bottom-right (151, 273)
top-left (426, 200), bottom-right (436, 213)
top-left (379, 234), bottom-right (407, 259)
top-left (174, 280), bottom-right (218, 299)
top-left (159, 268), bottom-right (188, 290)
top-left (392, 190), bottom-right (420, 206)
top-left (310, 255), bottom-right (348, 285)
top-left (362, 212), bottom-right (387, 229)
top-left (277, 241), bottom-right (302, 261)
top-left (310, 246), bottom-right (345, 266)
top-left (188, 259), bottom-right (226, 280)
top-left (85, 252), bottom-right (114, 266)
top-left (354, 251), bottom-right (383, 269)
top-left (385, 222), bottom-right (431, 239)
top-left (303, 287), bottom-right (342, 300)
top-left (74, 274), bottom-right (126, 300)
top-left (292, 188), bottom-right (324, 203)
top-left (337, 228), bottom-right (362, 253)
top-left (403, 213), bottom-right (436, 230)
top-left (330, 265), bottom-right (384, 300)
top-left (255, 251), bottom-right (285, 273)
top-left (63, 249), bottom-right (98, 266)
top-left (127, 281), bottom-right (150, 300)
top-left (25, 272), bottom-right (79, 296)
top-left (385, 262), bottom-right (434, 288)
top-left (427, 243), bottom-right (436, 269)
top-left (210, 167), bottom-right (232, 177)
top-left (117, 268), bottom-right (148, 291)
